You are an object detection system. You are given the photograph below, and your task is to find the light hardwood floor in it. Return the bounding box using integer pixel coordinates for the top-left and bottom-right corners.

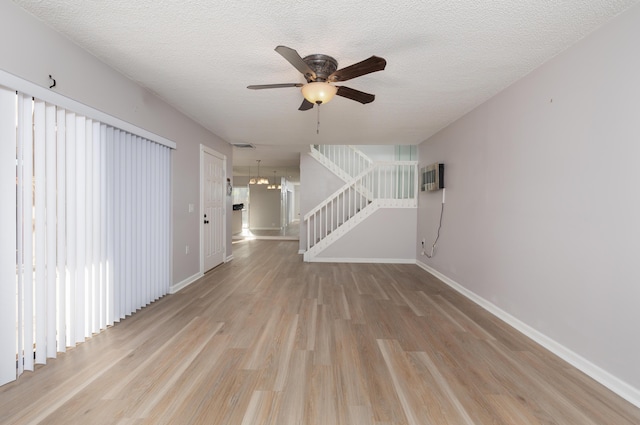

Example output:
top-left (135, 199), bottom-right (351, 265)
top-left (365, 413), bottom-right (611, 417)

top-left (1, 239), bottom-right (639, 424)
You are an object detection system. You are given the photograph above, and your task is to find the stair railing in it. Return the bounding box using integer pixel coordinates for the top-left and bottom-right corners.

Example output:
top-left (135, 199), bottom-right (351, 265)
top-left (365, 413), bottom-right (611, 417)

top-left (304, 161), bottom-right (418, 254)
top-left (310, 144), bottom-right (373, 180)
top-left (370, 161), bottom-right (418, 206)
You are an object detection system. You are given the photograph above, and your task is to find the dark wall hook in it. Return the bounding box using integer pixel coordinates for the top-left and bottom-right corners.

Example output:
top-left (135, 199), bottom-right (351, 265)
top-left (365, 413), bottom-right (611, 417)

top-left (49, 75), bottom-right (56, 89)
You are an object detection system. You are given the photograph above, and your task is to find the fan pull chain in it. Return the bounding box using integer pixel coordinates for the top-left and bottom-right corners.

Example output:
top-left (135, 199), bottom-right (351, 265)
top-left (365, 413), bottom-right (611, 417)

top-left (317, 103), bottom-right (320, 134)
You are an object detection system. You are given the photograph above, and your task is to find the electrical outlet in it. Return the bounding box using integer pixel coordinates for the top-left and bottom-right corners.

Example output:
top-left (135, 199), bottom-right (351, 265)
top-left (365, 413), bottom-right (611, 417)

top-left (185, 245), bottom-right (189, 254)
top-left (188, 203), bottom-right (194, 213)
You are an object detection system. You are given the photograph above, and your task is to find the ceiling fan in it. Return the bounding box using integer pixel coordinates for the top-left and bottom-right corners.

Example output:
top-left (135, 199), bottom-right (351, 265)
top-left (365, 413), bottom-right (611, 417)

top-left (247, 46), bottom-right (387, 111)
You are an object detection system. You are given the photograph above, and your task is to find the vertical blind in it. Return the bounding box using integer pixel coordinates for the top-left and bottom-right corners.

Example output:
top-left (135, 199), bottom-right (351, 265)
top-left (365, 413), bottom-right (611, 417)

top-left (0, 85), bottom-right (172, 386)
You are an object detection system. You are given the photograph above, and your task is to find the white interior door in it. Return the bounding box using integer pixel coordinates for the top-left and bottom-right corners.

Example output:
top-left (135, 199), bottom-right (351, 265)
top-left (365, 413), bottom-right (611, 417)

top-left (201, 146), bottom-right (225, 272)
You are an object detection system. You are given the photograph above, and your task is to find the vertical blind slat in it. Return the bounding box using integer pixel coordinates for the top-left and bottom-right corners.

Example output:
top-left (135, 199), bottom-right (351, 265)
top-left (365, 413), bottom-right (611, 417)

top-left (66, 112), bottom-right (76, 346)
top-left (84, 118), bottom-right (93, 339)
top-left (119, 130), bottom-right (127, 320)
top-left (34, 99), bottom-right (46, 365)
top-left (112, 129), bottom-right (120, 322)
top-left (106, 126), bottom-right (115, 326)
top-left (56, 108), bottom-right (67, 353)
top-left (45, 103), bottom-right (57, 359)
top-left (0, 87), bottom-right (17, 385)
top-left (21, 93), bottom-right (34, 372)
top-left (143, 140), bottom-right (150, 304)
top-left (165, 149), bottom-right (171, 292)
top-left (75, 115), bottom-right (86, 344)
top-left (135, 137), bottom-right (142, 310)
top-left (116, 130), bottom-right (124, 321)
top-left (91, 121), bottom-right (104, 333)
top-left (16, 94), bottom-right (24, 376)
top-left (124, 133), bottom-right (132, 317)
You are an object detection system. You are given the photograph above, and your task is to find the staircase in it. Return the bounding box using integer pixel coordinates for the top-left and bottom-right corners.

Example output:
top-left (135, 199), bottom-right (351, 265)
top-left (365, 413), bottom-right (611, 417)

top-left (309, 144), bottom-right (372, 181)
top-left (303, 145), bottom-right (418, 261)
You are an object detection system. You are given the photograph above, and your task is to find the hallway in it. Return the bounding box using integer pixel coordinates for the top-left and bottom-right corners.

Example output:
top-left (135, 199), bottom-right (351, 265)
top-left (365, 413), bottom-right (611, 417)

top-left (233, 220), bottom-right (299, 241)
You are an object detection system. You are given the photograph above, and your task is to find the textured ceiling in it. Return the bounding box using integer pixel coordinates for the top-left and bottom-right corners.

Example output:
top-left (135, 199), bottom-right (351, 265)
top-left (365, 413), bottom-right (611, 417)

top-left (12, 0), bottom-right (640, 170)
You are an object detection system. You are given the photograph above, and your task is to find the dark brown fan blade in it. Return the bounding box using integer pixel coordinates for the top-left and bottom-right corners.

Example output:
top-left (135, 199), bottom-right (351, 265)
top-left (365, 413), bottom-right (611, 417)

top-left (247, 83), bottom-right (303, 90)
top-left (328, 56), bottom-right (386, 82)
top-left (298, 99), bottom-right (314, 111)
top-left (336, 86), bottom-right (375, 104)
top-left (274, 46), bottom-right (317, 81)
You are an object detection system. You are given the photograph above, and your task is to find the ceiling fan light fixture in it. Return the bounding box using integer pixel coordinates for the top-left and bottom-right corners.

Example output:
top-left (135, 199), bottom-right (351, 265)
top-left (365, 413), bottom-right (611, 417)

top-left (301, 82), bottom-right (338, 105)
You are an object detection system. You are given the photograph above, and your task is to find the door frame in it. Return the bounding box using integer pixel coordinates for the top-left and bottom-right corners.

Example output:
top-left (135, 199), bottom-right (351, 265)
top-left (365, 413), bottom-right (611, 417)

top-left (199, 144), bottom-right (227, 274)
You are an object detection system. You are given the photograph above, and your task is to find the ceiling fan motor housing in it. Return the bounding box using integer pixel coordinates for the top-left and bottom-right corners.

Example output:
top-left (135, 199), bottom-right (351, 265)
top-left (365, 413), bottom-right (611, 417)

top-left (302, 54), bottom-right (338, 82)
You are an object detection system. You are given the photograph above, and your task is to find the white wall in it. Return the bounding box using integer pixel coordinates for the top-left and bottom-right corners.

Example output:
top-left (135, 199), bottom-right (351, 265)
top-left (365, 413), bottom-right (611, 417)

top-left (315, 208), bottom-right (416, 262)
top-left (357, 145), bottom-right (396, 161)
top-left (249, 185), bottom-right (281, 230)
top-left (0, 2), bottom-right (232, 286)
top-left (417, 3), bottom-right (640, 401)
top-left (233, 176), bottom-right (250, 187)
top-left (293, 184), bottom-right (301, 221)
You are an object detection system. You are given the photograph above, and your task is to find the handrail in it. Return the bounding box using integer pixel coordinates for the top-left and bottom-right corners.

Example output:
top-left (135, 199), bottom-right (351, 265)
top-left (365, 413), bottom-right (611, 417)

top-left (310, 144), bottom-right (373, 179)
top-left (303, 165), bottom-right (375, 221)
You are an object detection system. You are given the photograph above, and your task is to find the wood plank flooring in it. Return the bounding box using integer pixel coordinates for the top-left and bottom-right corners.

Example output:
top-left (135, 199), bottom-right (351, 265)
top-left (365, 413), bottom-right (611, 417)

top-left (1, 239), bottom-right (639, 424)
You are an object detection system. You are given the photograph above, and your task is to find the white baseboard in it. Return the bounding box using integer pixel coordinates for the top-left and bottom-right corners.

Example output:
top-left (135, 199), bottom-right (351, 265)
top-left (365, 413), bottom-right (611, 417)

top-left (169, 272), bottom-right (203, 294)
top-left (415, 259), bottom-right (640, 409)
top-left (225, 254), bottom-right (234, 262)
top-left (310, 257), bottom-right (415, 264)
top-left (298, 249), bottom-right (305, 255)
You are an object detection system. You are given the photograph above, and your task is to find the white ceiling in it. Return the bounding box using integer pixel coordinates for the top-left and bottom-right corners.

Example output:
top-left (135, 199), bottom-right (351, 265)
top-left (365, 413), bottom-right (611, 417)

top-left (13, 0), bottom-right (639, 171)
